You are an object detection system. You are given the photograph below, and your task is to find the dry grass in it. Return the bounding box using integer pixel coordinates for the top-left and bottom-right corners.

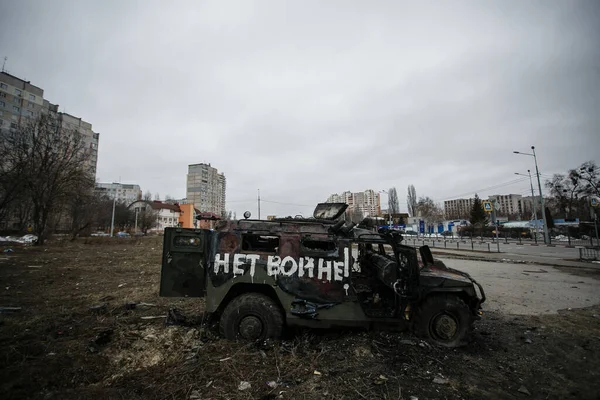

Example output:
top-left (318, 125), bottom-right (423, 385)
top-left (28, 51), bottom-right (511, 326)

top-left (1, 238), bottom-right (599, 399)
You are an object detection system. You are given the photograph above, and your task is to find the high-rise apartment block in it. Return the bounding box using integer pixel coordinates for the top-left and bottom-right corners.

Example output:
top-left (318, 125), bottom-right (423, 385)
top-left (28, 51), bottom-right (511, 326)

top-left (95, 183), bottom-right (142, 204)
top-left (186, 163), bottom-right (226, 216)
top-left (327, 189), bottom-right (381, 217)
top-left (0, 71), bottom-right (99, 177)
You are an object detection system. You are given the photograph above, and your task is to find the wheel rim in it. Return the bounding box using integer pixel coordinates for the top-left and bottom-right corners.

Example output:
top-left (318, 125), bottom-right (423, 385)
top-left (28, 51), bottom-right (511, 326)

top-left (238, 315), bottom-right (264, 340)
top-left (430, 312), bottom-right (459, 342)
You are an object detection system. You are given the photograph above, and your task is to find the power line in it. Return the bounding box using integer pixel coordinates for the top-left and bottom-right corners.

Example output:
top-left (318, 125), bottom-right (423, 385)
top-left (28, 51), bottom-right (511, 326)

top-left (261, 199), bottom-right (314, 208)
top-left (435, 177), bottom-right (529, 202)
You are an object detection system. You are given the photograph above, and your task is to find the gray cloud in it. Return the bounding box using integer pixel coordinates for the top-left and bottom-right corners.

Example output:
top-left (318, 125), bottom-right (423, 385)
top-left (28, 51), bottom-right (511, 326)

top-left (1, 0), bottom-right (598, 217)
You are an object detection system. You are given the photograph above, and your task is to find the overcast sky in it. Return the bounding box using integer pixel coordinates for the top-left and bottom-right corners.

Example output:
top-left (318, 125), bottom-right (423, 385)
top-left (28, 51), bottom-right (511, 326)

top-left (1, 0), bottom-right (598, 217)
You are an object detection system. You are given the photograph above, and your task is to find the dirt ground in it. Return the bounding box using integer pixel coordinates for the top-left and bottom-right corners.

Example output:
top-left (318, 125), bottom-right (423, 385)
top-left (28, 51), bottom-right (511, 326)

top-left (1, 237), bottom-right (599, 400)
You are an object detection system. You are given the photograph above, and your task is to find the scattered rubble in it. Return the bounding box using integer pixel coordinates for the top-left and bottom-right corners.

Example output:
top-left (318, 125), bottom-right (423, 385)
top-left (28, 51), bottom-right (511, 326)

top-left (518, 385), bottom-right (531, 396)
top-left (238, 381), bottom-right (251, 391)
top-left (433, 376), bottom-right (449, 385)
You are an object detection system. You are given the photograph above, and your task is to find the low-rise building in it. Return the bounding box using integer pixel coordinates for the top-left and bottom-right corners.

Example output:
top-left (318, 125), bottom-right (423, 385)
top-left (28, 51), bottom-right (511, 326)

top-left (96, 183), bottom-right (142, 204)
top-left (444, 198), bottom-right (474, 220)
top-left (487, 194), bottom-right (523, 217)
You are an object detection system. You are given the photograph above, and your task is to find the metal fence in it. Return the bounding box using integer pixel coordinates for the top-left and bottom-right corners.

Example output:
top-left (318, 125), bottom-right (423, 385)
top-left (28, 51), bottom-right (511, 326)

top-left (579, 247), bottom-right (600, 261)
top-left (408, 238), bottom-right (501, 253)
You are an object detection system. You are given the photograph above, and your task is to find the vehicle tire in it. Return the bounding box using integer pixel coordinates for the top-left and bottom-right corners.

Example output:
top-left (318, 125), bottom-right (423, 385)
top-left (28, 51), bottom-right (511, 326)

top-left (413, 294), bottom-right (472, 348)
top-left (219, 293), bottom-right (284, 341)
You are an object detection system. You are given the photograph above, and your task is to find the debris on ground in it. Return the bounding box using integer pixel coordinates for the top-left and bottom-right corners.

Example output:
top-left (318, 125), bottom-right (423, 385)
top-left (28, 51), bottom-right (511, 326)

top-left (89, 304), bottom-right (108, 314)
top-left (189, 390), bottom-right (201, 399)
top-left (0, 306), bottom-right (22, 313)
top-left (238, 381), bottom-right (251, 391)
top-left (140, 315), bottom-right (167, 320)
top-left (433, 376), bottom-right (450, 385)
top-left (3, 248), bottom-right (14, 253)
top-left (165, 308), bottom-right (187, 325)
top-left (518, 385), bottom-right (531, 396)
top-left (88, 329), bottom-right (113, 353)
top-left (1, 236), bottom-right (600, 400)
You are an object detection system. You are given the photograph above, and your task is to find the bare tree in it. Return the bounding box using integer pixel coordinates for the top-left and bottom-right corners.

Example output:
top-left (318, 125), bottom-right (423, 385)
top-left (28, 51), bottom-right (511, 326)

top-left (66, 175), bottom-right (98, 239)
top-left (5, 114), bottom-right (94, 244)
top-left (573, 161), bottom-right (600, 197)
top-left (416, 196), bottom-right (444, 232)
top-left (407, 185), bottom-right (417, 217)
top-left (388, 187), bottom-right (400, 215)
top-left (136, 205), bottom-right (158, 234)
top-left (143, 191), bottom-right (153, 201)
top-left (0, 129), bottom-right (29, 227)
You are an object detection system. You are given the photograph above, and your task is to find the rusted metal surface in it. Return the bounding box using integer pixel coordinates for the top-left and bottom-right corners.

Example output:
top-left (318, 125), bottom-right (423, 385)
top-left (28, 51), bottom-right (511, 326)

top-left (160, 202), bottom-right (486, 327)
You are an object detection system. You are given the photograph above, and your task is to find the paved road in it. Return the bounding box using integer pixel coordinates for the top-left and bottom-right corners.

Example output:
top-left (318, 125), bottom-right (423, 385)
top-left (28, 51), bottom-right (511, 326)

top-left (440, 258), bottom-right (600, 315)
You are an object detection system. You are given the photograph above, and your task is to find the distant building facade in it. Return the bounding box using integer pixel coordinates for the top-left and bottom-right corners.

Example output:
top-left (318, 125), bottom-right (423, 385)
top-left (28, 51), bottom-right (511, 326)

top-left (327, 189), bottom-right (381, 217)
top-left (488, 194), bottom-right (523, 217)
top-left (444, 198), bottom-right (474, 220)
top-left (0, 71), bottom-right (100, 178)
top-left (96, 183), bottom-right (142, 204)
top-left (445, 194), bottom-right (526, 219)
top-left (186, 163), bottom-right (226, 216)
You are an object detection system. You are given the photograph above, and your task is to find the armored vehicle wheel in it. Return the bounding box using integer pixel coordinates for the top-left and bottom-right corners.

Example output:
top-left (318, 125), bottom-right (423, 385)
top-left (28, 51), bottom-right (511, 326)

top-left (219, 293), bottom-right (284, 341)
top-left (414, 295), bottom-right (472, 348)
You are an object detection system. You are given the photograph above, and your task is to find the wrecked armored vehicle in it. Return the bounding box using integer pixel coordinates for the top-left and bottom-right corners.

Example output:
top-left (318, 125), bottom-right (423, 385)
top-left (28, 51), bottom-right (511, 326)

top-left (159, 203), bottom-right (485, 347)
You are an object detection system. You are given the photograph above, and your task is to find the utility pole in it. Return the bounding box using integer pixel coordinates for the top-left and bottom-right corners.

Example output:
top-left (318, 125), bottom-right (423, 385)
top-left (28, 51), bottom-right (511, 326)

top-left (531, 146), bottom-right (550, 244)
top-left (513, 146), bottom-right (549, 244)
top-left (110, 194), bottom-right (116, 237)
top-left (257, 189), bottom-right (261, 220)
top-left (135, 208), bottom-right (138, 232)
top-left (110, 177), bottom-right (120, 237)
top-left (515, 170), bottom-right (539, 242)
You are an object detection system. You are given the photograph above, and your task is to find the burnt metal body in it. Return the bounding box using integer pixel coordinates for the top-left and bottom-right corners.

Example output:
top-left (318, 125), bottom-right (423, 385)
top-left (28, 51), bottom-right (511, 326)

top-left (159, 203), bottom-right (485, 330)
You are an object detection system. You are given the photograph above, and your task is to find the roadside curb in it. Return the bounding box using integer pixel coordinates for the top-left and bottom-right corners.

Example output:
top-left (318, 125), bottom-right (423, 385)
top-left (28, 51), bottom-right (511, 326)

top-left (431, 250), bottom-right (600, 270)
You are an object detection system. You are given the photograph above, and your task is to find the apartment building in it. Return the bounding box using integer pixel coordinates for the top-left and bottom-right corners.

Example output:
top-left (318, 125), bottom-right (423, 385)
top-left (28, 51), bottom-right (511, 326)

top-left (0, 71), bottom-right (100, 177)
top-left (0, 71), bottom-right (44, 131)
top-left (326, 189), bottom-right (381, 217)
top-left (444, 198), bottom-right (474, 220)
top-left (488, 194), bottom-right (523, 217)
top-left (186, 163), bottom-right (226, 216)
top-left (96, 183), bottom-right (142, 204)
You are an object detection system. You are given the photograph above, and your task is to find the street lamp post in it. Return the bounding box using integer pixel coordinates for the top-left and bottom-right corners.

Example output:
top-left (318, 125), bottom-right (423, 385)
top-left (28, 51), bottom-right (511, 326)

top-left (515, 170), bottom-right (539, 243)
top-left (513, 146), bottom-right (550, 244)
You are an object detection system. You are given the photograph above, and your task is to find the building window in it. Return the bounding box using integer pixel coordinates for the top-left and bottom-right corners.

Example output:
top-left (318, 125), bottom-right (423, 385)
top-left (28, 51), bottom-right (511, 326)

top-left (27, 101), bottom-right (34, 108)
top-left (10, 122), bottom-right (17, 129)
top-left (14, 89), bottom-right (21, 96)
top-left (29, 94), bottom-right (35, 101)
top-left (11, 115), bottom-right (17, 121)
top-left (13, 97), bottom-right (20, 104)
top-left (0, 92), bottom-right (5, 98)
top-left (13, 106), bottom-right (19, 113)
top-left (26, 110), bottom-right (34, 117)
top-left (0, 83), bottom-right (7, 89)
